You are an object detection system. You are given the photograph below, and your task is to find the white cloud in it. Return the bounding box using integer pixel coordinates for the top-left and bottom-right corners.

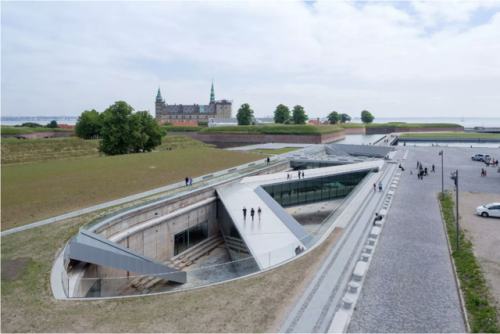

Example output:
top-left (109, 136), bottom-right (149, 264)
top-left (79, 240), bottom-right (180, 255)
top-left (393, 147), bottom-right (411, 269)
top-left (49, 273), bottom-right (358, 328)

top-left (1, 1), bottom-right (500, 119)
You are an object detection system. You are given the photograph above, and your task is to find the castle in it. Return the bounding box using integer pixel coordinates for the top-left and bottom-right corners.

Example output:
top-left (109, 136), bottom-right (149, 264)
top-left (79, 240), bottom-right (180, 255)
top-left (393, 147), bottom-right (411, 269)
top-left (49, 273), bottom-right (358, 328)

top-left (155, 82), bottom-right (232, 122)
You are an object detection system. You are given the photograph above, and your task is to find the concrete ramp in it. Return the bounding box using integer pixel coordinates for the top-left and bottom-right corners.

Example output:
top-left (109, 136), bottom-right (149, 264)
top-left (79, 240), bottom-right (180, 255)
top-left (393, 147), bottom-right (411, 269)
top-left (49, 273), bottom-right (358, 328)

top-left (66, 228), bottom-right (186, 283)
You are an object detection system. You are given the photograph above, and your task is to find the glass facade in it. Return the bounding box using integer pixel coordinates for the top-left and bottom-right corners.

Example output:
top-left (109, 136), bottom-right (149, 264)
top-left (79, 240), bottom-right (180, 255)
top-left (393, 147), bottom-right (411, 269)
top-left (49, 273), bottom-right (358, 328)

top-left (262, 171), bottom-right (369, 208)
top-left (174, 221), bottom-right (209, 256)
top-left (290, 161), bottom-right (342, 170)
top-left (217, 199), bottom-right (260, 275)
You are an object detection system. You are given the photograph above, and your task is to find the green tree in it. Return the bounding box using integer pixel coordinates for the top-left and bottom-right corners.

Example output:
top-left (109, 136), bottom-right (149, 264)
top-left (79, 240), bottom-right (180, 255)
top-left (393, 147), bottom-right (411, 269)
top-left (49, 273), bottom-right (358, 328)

top-left (340, 113), bottom-right (351, 123)
top-left (273, 104), bottom-right (291, 124)
top-left (99, 101), bottom-right (135, 155)
top-left (129, 111), bottom-right (165, 152)
top-left (327, 111), bottom-right (340, 124)
top-left (236, 103), bottom-right (254, 125)
top-left (292, 105), bottom-right (308, 124)
top-left (46, 120), bottom-right (59, 128)
top-left (75, 109), bottom-right (102, 138)
top-left (361, 110), bottom-right (375, 124)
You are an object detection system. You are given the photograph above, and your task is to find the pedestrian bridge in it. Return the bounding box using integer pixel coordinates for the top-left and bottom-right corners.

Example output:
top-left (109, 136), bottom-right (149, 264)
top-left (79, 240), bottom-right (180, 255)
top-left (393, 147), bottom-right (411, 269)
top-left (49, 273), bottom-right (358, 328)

top-left (215, 160), bottom-right (383, 272)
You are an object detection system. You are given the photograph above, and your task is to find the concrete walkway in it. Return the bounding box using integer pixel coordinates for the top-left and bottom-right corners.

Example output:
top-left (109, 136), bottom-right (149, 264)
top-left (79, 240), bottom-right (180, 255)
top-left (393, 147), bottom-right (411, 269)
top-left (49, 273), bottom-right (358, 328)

top-left (279, 161), bottom-right (398, 333)
top-left (347, 147), bottom-right (471, 333)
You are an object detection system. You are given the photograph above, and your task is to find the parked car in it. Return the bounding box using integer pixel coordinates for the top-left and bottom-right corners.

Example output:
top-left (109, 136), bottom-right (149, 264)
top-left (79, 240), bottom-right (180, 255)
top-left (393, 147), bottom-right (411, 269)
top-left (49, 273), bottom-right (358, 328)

top-left (471, 154), bottom-right (490, 162)
top-left (476, 203), bottom-right (500, 217)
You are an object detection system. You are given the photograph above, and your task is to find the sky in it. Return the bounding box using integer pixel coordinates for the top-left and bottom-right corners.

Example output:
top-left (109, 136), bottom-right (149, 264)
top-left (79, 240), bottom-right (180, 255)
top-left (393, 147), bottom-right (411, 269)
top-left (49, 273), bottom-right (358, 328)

top-left (2, 1), bottom-right (500, 119)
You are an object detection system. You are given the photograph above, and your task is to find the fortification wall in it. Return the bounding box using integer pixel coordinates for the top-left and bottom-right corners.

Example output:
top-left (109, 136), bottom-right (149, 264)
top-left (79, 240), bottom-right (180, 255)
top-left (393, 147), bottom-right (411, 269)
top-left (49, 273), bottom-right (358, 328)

top-left (170, 131), bottom-right (346, 144)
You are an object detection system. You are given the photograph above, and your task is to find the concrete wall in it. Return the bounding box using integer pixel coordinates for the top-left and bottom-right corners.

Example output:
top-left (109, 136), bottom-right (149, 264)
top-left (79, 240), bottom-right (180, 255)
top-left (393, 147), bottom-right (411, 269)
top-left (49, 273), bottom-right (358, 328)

top-left (344, 127), bottom-right (366, 135)
top-left (1, 131), bottom-right (75, 139)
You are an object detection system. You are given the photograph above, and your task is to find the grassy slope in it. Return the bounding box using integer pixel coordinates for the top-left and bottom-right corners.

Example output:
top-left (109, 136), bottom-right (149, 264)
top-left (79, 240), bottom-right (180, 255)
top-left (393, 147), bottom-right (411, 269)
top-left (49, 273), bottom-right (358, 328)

top-left (199, 124), bottom-right (344, 135)
top-left (338, 123), bottom-right (366, 128)
top-left (163, 125), bottom-right (202, 132)
top-left (1, 212), bottom-right (342, 333)
top-left (439, 192), bottom-right (499, 333)
top-left (1, 135), bottom-right (209, 165)
top-left (1, 147), bottom-right (262, 230)
top-left (1, 137), bottom-right (101, 165)
top-left (248, 147), bottom-right (300, 154)
top-left (400, 132), bottom-right (500, 138)
top-left (1, 125), bottom-right (74, 135)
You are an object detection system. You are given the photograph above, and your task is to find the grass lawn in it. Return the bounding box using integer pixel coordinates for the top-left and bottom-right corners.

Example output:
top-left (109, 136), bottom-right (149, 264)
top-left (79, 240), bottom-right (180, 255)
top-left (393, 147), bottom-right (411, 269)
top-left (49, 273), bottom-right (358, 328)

top-left (1, 211), bottom-right (343, 333)
top-left (199, 124), bottom-right (344, 135)
top-left (1, 147), bottom-right (262, 231)
top-left (248, 147), bottom-right (300, 154)
top-left (399, 132), bottom-right (500, 138)
top-left (1, 135), bottom-right (210, 165)
top-left (338, 123), bottom-right (366, 128)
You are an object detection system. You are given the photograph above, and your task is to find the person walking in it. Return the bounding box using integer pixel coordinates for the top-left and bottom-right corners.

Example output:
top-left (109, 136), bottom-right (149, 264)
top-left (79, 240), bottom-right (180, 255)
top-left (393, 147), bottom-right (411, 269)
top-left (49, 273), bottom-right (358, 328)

top-left (258, 207), bottom-right (262, 220)
top-left (250, 208), bottom-right (255, 221)
top-left (298, 171), bottom-right (301, 179)
top-left (243, 207), bottom-right (247, 220)
top-left (424, 167), bottom-right (428, 176)
top-left (189, 177), bottom-right (193, 186)
top-left (432, 164), bottom-right (435, 172)
top-left (302, 171), bottom-right (304, 178)
top-left (185, 177), bottom-right (189, 186)
top-left (287, 173), bottom-right (290, 180)
top-left (267, 157), bottom-right (270, 165)
top-left (378, 181), bottom-right (383, 192)
top-left (373, 183), bottom-right (376, 192)
top-left (481, 168), bottom-right (484, 177)
top-left (416, 161), bottom-right (419, 169)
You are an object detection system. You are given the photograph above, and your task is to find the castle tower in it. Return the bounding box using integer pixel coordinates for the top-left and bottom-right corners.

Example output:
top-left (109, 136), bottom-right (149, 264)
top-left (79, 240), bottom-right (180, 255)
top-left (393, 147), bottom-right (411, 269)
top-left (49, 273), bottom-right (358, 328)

top-left (209, 80), bottom-right (215, 104)
top-left (155, 87), bottom-right (164, 120)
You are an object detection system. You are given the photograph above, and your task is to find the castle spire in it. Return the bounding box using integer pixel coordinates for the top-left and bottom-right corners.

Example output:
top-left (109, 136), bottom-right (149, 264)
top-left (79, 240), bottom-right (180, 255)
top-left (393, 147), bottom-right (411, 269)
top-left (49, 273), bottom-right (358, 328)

top-left (156, 87), bottom-right (162, 100)
top-left (210, 80), bottom-right (215, 103)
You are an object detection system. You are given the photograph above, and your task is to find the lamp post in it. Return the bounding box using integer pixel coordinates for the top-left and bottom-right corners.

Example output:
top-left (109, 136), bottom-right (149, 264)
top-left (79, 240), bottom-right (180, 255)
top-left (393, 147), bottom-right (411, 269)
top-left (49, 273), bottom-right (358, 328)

top-left (439, 150), bottom-right (444, 198)
top-left (455, 170), bottom-right (459, 252)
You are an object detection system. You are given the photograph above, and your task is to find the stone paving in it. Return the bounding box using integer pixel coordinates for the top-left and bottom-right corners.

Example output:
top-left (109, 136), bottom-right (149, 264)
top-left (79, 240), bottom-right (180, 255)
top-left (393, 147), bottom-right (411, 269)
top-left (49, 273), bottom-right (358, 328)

top-left (347, 146), bottom-right (500, 333)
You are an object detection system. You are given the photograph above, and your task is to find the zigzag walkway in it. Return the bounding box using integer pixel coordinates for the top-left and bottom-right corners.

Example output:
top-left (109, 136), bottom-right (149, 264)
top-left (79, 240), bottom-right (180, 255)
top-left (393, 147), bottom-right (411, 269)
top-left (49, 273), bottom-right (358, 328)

top-left (279, 162), bottom-right (398, 333)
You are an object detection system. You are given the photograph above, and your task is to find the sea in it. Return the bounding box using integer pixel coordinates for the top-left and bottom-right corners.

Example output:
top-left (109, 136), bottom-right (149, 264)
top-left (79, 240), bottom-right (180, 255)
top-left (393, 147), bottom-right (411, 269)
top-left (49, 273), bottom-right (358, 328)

top-left (2, 117), bottom-right (500, 127)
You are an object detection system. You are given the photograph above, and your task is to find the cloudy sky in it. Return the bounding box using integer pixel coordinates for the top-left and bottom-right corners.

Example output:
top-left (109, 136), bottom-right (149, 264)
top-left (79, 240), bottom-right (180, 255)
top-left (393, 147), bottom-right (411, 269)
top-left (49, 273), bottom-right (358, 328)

top-left (2, 1), bottom-right (500, 119)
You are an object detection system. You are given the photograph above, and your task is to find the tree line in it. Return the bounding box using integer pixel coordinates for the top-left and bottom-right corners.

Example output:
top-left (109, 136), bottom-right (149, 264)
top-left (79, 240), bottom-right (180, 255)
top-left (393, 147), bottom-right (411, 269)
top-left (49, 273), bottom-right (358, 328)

top-left (15, 120), bottom-right (60, 128)
top-left (236, 104), bottom-right (309, 125)
top-left (237, 103), bottom-right (376, 125)
top-left (75, 101), bottom-right (165, 155)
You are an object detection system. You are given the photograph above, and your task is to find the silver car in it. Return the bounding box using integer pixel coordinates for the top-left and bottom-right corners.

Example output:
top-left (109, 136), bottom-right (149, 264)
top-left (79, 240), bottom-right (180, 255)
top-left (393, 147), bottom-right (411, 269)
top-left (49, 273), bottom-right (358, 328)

top-left (476, 203), bottom-right (500, 218)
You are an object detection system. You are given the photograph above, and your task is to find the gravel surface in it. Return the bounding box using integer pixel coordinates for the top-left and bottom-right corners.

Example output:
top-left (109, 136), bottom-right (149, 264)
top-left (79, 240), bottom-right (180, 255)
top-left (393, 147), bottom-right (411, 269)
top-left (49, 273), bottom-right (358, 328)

top-left (348, 146), bottom-right (500, 333)
top-left (456, 191), bottom-right (500, 308)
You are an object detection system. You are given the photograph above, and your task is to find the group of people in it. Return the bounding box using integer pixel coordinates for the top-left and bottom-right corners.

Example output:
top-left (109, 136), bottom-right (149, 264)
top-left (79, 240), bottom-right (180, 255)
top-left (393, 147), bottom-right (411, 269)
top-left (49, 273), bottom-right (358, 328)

top-left (485, 158), bottom-right (499, 167)
top-left (373, 181), bottom-right (383, 192)
top-left (287, 171), bottom-right (305, 180)
top-left (414, 161), bottom-right (434, 180)
top-left (481, 168), bottom-right (487, 177)
top-left (185, 177), bottom-right (193, 186)
top-left (242, 206), bottom-right (262, 221)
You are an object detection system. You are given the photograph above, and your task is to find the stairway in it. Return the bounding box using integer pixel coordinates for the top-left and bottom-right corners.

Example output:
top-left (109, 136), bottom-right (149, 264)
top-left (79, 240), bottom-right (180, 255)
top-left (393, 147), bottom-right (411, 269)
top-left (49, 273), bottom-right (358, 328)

top-left (116, 234), bottom-right (225, 295)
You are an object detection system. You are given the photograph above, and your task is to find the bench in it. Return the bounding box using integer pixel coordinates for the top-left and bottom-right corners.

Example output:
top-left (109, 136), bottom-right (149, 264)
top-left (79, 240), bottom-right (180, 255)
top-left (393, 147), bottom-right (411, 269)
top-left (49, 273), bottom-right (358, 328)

top-left (353, 261), bottom-right (367, 281)
top-left (370, 226), bottom-right (381, 238)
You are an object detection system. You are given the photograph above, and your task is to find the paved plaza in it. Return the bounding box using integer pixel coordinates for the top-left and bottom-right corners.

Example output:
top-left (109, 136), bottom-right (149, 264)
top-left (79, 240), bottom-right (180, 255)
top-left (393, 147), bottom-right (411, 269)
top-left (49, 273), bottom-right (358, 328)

top-left (347, 146), bottom-right (500, 332)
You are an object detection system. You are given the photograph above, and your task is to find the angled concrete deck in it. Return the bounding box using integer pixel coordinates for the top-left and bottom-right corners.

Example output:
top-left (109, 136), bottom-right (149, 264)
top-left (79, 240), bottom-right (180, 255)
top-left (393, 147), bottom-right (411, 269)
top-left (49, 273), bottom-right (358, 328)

top-left (216, 161), bottom-right (384, 270)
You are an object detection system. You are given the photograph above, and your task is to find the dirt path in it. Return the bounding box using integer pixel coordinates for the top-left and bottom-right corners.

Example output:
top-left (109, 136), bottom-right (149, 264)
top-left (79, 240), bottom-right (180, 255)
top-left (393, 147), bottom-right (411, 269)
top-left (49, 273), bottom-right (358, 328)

top-left (456, 192), bottom-right (500, 307)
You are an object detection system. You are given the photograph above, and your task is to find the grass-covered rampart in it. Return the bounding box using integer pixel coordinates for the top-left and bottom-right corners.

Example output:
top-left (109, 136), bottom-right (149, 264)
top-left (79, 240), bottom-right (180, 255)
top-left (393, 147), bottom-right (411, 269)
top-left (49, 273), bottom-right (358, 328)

top-left (439, 191), bottom-right (499, 333)
top-left (1, 125), bottom-right (74, 135)
top-left (338, 123), bottom-right (366, 128)
top-left (199, 124), bottom-right (344, 135)
top-left (365, 122), bottom-right (462, 128)
top-left (163, 125), bottom-right (203, 132)
top-left (400, 132), bottom-right (500, 138)
top-left (1, 135), bottom-right (209, 165)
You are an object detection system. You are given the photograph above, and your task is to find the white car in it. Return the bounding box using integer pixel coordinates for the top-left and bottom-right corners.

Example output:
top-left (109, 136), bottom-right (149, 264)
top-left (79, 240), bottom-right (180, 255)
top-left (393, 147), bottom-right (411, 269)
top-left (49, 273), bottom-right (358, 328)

top-left (476, 203), bottom-right (500, 217)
